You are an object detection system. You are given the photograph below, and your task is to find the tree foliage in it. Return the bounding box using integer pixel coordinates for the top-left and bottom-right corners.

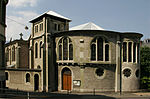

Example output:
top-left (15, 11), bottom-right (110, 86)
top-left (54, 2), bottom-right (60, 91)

top-left (140, 47), bottom-right (150, 89)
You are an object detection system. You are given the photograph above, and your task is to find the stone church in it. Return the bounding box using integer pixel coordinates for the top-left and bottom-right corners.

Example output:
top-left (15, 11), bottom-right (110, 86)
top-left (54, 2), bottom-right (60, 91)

top-left (5, 11), bottom-right (143, 92)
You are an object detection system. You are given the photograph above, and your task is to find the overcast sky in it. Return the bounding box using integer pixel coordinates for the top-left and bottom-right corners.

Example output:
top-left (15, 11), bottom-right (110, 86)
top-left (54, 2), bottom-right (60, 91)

top-left (6, 0), bottom-right (150, 41)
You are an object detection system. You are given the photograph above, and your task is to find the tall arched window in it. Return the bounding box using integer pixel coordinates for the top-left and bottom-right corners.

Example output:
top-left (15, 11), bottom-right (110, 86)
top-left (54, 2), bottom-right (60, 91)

top-left (123, 42), bottom-right (127, 62)
top-left (58, 37), bottom-right (73, 61)
top-left (35, 43), bottom-right (38, 58)
top-left (39, 42), bottom-right (42, 58)
top-left (12, 46), bottom-right (15, 61)
top-left (91, 37), bottom-right (109, 61)
top-left (133, 43), bottom-right (136, 63)
top-left (26, 73), bottom-right (30, 83)
top-left (91, 44), bottom-right (96, 60)
top-left (105, 44), bottom-right (109, 61)
top-left (59, 45), bottom-right (62, 60)
top-left (97, 37), bottom-right (103, 61)
top-left (6, 48), bottom-right (9, 62)
top-left (63, 37), bottom-right (68, 60)
top-left (128, 42), bottom-right (132, 62)
top-left (69, 44), bottom-right (73, 60)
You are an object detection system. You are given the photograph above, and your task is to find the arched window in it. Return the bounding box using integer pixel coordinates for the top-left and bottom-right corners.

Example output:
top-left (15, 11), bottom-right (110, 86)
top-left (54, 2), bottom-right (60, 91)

top-left (123, 42), bottom-right (127, 62)
top-left (58, 37), bottom-right (73, 61)
top-left (91, 44), bottom-right (96, 60)
top-left (35, 43), bottom-right (38, 58)
top-left (63, 37), bottom-right (68, 60)
top-left (69, 44), bottom-right (73, 60)
top-left (105, 44), bottom-right (109, 61)
top-left (6, 48), bottom-right (9, 62)
top-left (39, 42), bottom-right (42, 58)
top-left (133, 43), bottom-right (136, 63)
top-left (12, 46), bottom-right (15, 61)
top-left (97, 37), bottom-right (103, 61)
top-left (5, 72), bottom-right (8, 80)
top-left (91, 37), bottom-right (109, 61)
top-left (128, 42), bottom-right (132, 62)
top-left (26, 73), bottom-right (30, 83)
top-left (59, 45), bottom-right (62, 60)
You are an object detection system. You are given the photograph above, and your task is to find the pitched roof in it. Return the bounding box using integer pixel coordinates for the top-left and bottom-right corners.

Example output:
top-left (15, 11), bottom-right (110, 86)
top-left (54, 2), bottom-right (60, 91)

top-left (70, 22), bottom-right (104, 30)
top-left (30, 10), bottom-right (71, 22)
top-left (46, 11), bottom-right (71, 21)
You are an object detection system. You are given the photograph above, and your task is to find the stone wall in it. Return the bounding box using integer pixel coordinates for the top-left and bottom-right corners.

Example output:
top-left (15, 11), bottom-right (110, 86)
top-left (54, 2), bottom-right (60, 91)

top-left (58, 65), bottom-right (115, 92)
top-left (5, 70), bottom-right (42, 92)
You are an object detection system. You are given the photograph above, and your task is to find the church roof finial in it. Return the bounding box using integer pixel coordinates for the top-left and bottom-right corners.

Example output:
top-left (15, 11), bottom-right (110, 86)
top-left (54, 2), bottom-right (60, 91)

top-left (19, 33), bottom-right (23, 40)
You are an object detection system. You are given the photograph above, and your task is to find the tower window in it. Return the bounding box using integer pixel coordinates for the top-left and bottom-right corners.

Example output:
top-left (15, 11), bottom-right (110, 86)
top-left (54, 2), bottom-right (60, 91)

top-left (39, 41), bottom-right (42, 58)
top-left (35, 25), bottom-right (38, 33)
top-left (40, 23), bottom-right (43, 31)
top-left (58, 24), bottom-right (61, 31)
top-left (54, 23), bottom-right (57, 31)
top-left (35, 43), bottom-right (38, 58)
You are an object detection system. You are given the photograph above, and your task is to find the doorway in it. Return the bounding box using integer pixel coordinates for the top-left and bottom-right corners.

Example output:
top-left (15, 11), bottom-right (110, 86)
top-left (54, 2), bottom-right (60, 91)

top-left (34, 74), bottom-right (39, 91)
top-left (62, 67), bottom-right (72, 90)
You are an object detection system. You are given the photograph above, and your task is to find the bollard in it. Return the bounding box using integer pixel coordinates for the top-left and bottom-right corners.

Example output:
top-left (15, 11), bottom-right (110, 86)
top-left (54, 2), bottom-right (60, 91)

top-left (27, 92), bottom-right (30, 99)
top-left (93, 88), bottom-right (95, 96)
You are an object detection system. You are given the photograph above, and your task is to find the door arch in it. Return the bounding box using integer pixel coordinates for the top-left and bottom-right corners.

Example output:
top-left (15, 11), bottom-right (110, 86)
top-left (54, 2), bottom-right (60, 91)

top-left (34, 74), bottom-right (39, 91)
top-left (62, 67), bottom-right (72, 90)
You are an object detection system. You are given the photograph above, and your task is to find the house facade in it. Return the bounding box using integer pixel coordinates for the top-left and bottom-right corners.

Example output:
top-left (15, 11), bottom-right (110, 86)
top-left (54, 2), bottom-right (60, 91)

top-left (5, 11), bottom-right (143, 92)
top-left (0, 0), bottom-right (8, 89)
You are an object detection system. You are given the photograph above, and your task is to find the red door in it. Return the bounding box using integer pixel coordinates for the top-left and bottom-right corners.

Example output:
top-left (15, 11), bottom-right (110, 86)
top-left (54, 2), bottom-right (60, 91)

top-left (62, 68), bottom-right (71, 90)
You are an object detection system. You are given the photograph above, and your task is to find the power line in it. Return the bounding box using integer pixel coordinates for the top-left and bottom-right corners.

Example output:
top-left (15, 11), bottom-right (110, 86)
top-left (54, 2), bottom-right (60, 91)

top-left (6, 17), bottom-right (29, 30)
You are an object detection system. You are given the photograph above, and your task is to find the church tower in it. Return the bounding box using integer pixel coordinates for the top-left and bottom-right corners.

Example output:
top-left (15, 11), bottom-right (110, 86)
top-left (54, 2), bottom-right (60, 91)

top-left (0, 0), bottom-right (8, 89)
top-left (29, 11), bottom-right (71, 92)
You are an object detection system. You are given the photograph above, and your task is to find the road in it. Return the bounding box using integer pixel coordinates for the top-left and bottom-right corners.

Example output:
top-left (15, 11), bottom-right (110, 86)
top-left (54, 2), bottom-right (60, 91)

top-left (0, 94), bottom-right (150, 99)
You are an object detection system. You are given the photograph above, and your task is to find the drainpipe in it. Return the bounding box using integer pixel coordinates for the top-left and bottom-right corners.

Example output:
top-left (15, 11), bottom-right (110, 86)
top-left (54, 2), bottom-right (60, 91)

top-left (119, 37), bottom-right (122, 94)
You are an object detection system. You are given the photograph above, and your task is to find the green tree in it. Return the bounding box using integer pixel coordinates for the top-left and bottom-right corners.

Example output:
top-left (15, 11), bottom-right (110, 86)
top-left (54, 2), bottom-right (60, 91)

top-left (140, 47), bottom-right (150, 89)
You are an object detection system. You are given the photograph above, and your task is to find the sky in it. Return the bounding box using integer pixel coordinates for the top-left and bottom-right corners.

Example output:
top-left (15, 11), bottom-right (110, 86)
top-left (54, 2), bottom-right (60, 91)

top-left (6, 0), bottom-right (150, 41)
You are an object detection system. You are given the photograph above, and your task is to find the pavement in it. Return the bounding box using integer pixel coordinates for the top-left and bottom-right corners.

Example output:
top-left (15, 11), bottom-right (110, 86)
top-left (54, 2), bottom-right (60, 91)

top-left (0, 91), bottom-right (150, 99)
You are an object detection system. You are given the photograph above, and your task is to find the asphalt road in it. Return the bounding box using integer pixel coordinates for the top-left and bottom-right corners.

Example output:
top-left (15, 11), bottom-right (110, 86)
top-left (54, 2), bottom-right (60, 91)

top-left (0, 95), bottom-right (150, 99)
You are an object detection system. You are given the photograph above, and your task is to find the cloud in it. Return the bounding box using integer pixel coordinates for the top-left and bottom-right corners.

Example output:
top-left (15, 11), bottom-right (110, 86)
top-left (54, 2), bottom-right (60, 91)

top-left (6, 11), bottom-right (38, 41)
top-left (17, 11), bottom-right (38, 19)
top-left (8, 0), bottom-right (38, 8)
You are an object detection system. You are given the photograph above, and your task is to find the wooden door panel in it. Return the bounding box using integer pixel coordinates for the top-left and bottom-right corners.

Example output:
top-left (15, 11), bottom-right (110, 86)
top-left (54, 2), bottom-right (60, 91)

top-left (63, 74), bottom-right (71, 90)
